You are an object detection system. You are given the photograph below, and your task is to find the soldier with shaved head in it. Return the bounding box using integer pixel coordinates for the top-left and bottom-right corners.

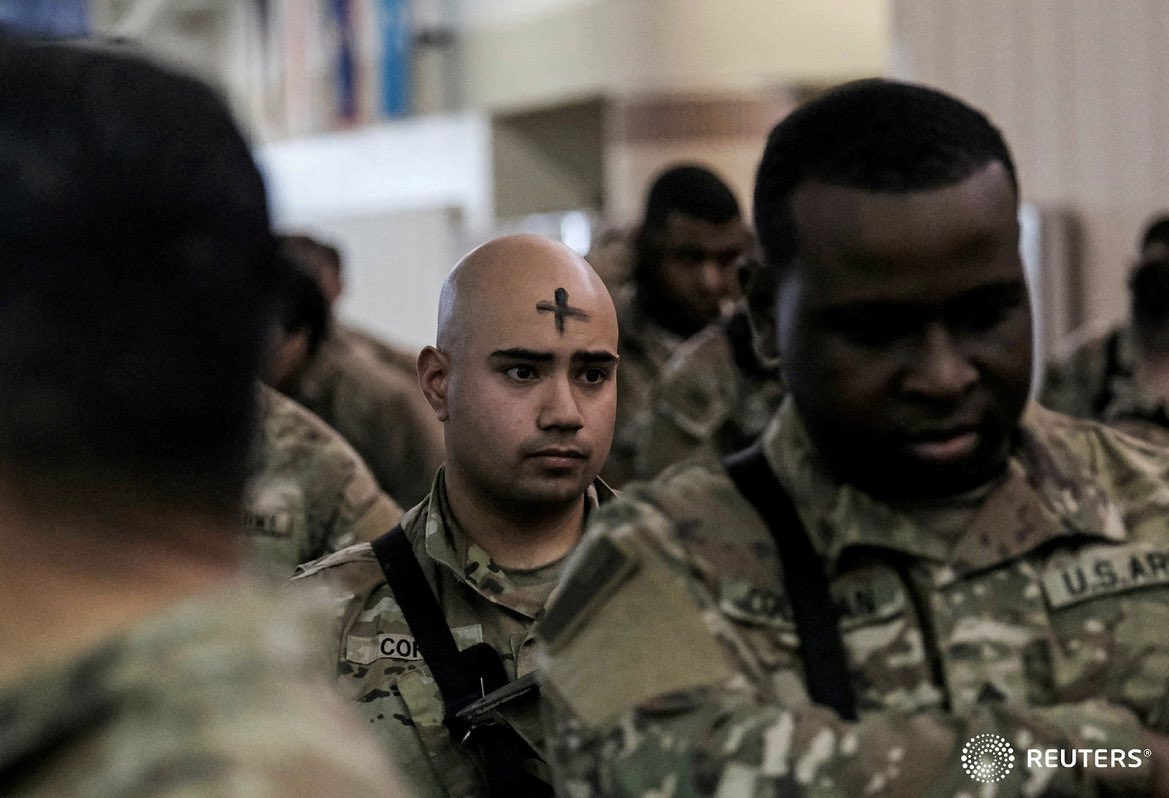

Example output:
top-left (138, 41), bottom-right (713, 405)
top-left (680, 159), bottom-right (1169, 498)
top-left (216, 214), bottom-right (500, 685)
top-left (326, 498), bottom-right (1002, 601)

top-left (294, 234), bottom-right (618, 798)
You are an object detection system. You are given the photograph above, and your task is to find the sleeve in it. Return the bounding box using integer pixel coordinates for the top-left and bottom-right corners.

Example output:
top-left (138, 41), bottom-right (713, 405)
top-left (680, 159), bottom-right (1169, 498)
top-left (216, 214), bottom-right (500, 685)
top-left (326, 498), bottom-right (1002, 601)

top-left (328, 460), bottom-right (403, 550)
top-left (369, 371), bottom-right (444, 510)
top-left (536, 508), bottom-right (1154, 798)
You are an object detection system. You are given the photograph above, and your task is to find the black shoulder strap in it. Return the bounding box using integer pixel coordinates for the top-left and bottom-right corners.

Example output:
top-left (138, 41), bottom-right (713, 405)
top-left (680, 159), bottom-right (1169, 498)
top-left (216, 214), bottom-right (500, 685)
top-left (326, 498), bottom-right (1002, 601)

top-left (370, 526), bottom-right (553, 797)
top-left (723, 444), bottom-right (857, 720)
top-left (369, 525), bottom-right (481, 732)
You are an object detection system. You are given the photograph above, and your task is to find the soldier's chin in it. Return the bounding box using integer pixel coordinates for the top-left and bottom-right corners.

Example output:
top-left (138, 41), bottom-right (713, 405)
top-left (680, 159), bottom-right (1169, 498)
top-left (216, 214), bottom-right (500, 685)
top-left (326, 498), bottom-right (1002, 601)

top-left (519, 477), bottom-right (592, 507)
top-left (848, 456), bottom-right (994, 502)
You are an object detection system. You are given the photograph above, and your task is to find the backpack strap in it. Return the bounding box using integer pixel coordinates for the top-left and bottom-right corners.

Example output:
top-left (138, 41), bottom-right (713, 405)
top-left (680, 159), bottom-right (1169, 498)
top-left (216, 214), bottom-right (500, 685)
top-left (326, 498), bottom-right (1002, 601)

top-left (369, 525), bottom-right (553, 797)
top-left (723, 444), bottom-right (857, 720)
top-left (369, 525), bottom-right (481, 735)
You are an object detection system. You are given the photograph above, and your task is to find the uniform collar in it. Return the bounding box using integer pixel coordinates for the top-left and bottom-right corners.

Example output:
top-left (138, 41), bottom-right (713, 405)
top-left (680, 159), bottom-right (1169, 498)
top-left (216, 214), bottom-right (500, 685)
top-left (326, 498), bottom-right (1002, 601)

top-left (763, 400), bottom-right (1130, 582)
top-left (616, 284), bottom-right (685, 362)
top-left (293, 331), bottom-right (348, 406)
top-left (417, 468), bottom-right (612, 618)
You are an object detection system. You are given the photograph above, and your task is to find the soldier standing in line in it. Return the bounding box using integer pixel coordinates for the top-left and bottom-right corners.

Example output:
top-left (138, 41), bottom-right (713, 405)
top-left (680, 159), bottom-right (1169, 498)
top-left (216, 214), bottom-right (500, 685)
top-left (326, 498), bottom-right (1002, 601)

top-left (537, 80), bottom-right (1169, 797)
top-left (601, 164), bottom-right (751, 485)
top-left (1101, 254), bottom-right (1169, 445)
top-left (276, 233), bottom-right (445, 508)
top-left (241, 385), bottom-right (402, 578)
top-left (633, 252), bottom-right (785, 479)
top-left (293, 234), bottom-right (618, 798)
top-left (0, 39), bottom-right (405, 797)
top-left (245, 257), bottom-right (401, 576)
top-left (1040, 215), bottom-right (1169, 419)
top-left (279, 233), bottom-right (421, 374)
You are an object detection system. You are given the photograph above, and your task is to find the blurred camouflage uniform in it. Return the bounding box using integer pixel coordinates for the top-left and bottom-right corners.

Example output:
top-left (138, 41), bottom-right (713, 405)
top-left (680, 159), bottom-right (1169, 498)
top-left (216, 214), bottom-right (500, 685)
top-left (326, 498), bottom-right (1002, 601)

top-left (605, 285), bottom-right (687, 486)
top-left (584, 226), bottom-right (634, 295)
top-left (1101, 380), bottom-right (1169, 447)
top-left (1040, 324), bottom-right (1135, 419)
top-left (241, 386), bottom-right (402, 578)
top-left (0, 585), bottom-right (404, 797)
top-left (635, 309), bottom-right (784, 480)
top-left (293, 468), bottom-right (613, 798)
top-left (538, 400), bottom-right (1169, 796)
top-left (289, 332), bottom-right (444, 508)
top-left (336, 321), bottom-right (420, 375)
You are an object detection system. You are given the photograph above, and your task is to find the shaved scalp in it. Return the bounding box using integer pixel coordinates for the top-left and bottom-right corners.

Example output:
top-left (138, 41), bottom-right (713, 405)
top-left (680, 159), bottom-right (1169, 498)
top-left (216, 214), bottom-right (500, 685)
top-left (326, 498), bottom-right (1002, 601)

top-left (436, 234), bottom-right (611, 354)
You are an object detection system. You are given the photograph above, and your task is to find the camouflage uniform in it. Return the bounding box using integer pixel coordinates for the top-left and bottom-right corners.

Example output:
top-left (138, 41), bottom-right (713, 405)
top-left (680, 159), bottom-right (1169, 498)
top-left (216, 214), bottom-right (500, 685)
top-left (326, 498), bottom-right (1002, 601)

top-left (1101, 380), bottom-right (1169, 447)
top-left (241, 386), bottom-right (402, 578)
top-left (289, 332), bottom-right (445, 508)
top-left (605, 285), bottom-right (687, 486)
top-left (635, 310), bottom-right (784, 480)
top-left (336, 322), bottom-right (420, 376)
top-left (585, 227), bottom-right (634, 295)
top-left (538, 400), bottom-right (1169, 796)
top-left (1040, 324), bottom-right (1136, 420)
top-left (0, 584), bottom-right (404, 797)
top-left (292, 468), bottom-right (613, 798)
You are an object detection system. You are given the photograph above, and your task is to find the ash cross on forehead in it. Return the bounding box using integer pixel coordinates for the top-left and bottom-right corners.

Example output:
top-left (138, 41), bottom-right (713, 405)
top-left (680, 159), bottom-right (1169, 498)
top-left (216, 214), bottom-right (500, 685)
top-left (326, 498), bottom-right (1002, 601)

top-left (536, 287), bottom-right (590, 334)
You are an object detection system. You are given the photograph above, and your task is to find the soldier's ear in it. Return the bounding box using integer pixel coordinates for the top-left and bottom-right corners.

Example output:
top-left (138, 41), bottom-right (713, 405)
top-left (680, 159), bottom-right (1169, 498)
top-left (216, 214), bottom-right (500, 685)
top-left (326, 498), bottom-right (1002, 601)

top-left (417, 346), bottom-right (451, 422)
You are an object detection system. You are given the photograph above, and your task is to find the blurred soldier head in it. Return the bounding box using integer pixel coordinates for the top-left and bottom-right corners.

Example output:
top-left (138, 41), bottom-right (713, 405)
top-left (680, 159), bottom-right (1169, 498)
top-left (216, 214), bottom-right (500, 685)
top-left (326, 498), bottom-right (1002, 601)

top-left (754, 79), bottom-right (1028, 501)
top-left (1139, 215), bottom-right (1169, 263)
top-left (279, 232), bottom-right (344, 308)
top-left (632, 164), bottom-right (749, 336)
top-left (1130, 247), bottom-right (1169, 390)
top-left (420, 234), bottom-right (618, 513)
top-left (264, 255), bottom-right (329, 394)
top-left (0, 39), bottom-right (283, 515)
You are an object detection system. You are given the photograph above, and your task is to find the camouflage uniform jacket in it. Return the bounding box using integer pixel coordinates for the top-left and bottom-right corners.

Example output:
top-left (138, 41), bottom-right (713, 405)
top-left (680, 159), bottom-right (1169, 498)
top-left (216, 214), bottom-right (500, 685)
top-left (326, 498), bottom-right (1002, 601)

top-left (241, 386), bottom-right (402, 578)
top-left (584, 226), bottom-right (633, 294)
top-left (1041, 323), bottom-right (1135, 420)
top-left (1098, 377), bottom-right (1169, 448)
top-left (336, 321), bottom-right (419, 375)
top-left (292, 469), bottom-right (613, 798)
top-left (0, 585), bottom-right (404, 797)
top-left (635, 309), bottom-right (784, 480)
top-left (606, 285), bottom-right (687, 486)
top-left (538, 400), bottom-right (1169, 796)
top-left (289, 332), bottom-right (445, 508)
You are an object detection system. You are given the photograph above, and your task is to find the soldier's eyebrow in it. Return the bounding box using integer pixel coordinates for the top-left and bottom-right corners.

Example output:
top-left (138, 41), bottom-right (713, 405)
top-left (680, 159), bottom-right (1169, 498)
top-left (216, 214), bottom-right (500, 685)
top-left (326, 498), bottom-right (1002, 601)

top-left (489, 348), bottom-right (554, 362)
top-left (573, 351), bottom-right (619, 365)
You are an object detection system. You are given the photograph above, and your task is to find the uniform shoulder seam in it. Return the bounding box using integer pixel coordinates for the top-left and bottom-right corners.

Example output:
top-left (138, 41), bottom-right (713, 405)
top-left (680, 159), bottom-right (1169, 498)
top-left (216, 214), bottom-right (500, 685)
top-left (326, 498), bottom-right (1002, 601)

top-left (293, 541), bottom-right (378, 578)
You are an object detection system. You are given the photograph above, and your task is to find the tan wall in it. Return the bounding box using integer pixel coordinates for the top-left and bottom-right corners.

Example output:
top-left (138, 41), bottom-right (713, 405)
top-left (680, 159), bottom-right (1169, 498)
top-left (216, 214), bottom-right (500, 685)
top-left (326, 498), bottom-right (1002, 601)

top-left (892, 0), bottom-right (1169, 342)
top-left (459, 0), bottom-right (889, 111)
top-left (602, 90), bottom-right (807, 225)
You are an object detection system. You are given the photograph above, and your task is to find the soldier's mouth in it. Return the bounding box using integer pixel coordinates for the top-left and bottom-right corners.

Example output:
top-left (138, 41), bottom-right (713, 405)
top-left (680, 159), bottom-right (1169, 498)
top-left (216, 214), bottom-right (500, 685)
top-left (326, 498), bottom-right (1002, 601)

top-left (904, 429), bottom-right (979, 464)
top-left (528, 448), bottom-right (587, 468)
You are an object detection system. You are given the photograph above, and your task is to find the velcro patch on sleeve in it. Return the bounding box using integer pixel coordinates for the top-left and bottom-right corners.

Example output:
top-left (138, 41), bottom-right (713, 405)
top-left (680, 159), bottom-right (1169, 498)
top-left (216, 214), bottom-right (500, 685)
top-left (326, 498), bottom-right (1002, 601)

top-left (539, 535), bottom-right (734, 729)
top-left (539, 537), bottom-right (636, 652)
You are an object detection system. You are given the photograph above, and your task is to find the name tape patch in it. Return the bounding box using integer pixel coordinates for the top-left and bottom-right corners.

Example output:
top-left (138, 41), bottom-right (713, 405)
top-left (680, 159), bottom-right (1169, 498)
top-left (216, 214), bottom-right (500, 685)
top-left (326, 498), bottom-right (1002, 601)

top-left (347, 624), bottom-right (483, 665)
top-left (1042, 544), bottom-right (1169, 609)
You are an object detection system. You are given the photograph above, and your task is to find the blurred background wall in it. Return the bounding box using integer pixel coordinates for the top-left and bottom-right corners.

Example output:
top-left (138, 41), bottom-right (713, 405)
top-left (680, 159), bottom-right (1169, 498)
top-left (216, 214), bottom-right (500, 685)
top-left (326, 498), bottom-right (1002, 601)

top-left (18, 0), bottom-right (1169, 361)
